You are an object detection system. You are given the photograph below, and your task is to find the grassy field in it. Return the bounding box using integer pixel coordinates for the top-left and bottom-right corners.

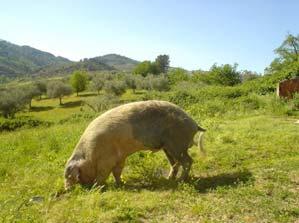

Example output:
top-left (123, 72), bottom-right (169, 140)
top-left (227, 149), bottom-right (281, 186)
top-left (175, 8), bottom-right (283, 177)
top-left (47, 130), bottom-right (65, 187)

top-left (0, 91), bottom-right (299, 222)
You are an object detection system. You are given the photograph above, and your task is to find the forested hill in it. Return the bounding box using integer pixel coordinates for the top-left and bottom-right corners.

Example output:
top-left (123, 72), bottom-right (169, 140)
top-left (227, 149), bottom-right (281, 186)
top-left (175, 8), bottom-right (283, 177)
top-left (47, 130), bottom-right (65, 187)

top-left (0, 40), bottom-right (140, 77)
top-left (0, 40), bottom-right (71, 76)
top-left (37, 54), bottom-right (140, 76)
top-left (98, 54), bottom-right (139, 71)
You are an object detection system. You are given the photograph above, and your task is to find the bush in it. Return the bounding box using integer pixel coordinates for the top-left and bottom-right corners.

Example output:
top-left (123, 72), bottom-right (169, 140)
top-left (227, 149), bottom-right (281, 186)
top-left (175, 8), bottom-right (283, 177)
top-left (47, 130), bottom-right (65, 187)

top-left (173, 81), bottom-right (205, 92)
top-left (291, 93), bottom-right (299, 110)
top-left (168, 68), bottom-right (189, 85)
top-left (137, 75), bottom-right (170, 92)
top-left (0, 116), bottom-right (52, 131)
top-left (151, 75), bottom-right (170, 91)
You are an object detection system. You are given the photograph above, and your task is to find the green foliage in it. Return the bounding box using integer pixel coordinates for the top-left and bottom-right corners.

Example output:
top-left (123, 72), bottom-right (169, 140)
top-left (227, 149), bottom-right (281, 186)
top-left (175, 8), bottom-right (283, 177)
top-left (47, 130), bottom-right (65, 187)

top-left (22, 84), bottom-right (41, 109)
top-left (275, 34), bottom-right (299, 63)
top-left (124, 74), bottom-right (137, 92)
top-left (91, 74), bottom-right (105, 94)
top-left (133, 61), bottom-right (159, 76)
top-left (168, 68), bottom-right (189, 85)
top-left (84, 94), bottom-right (120, 112)
top-left (264, 34), bottom-right (299, 85)
top-left (0, 88), bottom-right (27, 118)
top-left (34, 80), bottom-right (47, 98)
top-left (104, 80), bottom-right (126, 96)
top-left (47, 81), bottom-right (72, 105)
top-left (208, 63), bottom-right (241, 86)
top-left (240, 70), bottom-right (260, 82)
top-left (136, 74), bottom-right (170, 91)
top-left (70, 70), bottom-right (88, 96)
top-left (155, 54), bottom-right (170, 73)
top-left (0, 116), bottom-right (51, 131)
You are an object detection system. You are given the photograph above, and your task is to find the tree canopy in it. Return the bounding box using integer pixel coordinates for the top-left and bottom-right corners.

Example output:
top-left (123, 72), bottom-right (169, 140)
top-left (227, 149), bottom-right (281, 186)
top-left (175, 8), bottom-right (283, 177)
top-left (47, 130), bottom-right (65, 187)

top-left (155, 55), bottom-right (170, 74)
top-left (70, 70), bottom-right (88, 96)
top-left (47, 81), bottom-right (72, 105)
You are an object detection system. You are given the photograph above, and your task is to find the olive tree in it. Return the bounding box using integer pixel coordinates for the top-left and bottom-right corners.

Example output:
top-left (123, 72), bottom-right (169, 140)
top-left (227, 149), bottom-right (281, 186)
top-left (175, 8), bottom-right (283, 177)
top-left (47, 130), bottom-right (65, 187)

top-left (91, 75), bottom-right (105, 95)
top-left (124, 74), bottom-right (137, 93)
top-left (22, 85), bottom-right (41, 109)
top-left (0, 89), bottom-right (26, 118)
top-left (34, 81), bottom-right (47, 99)
top-left (47, 81), bottom-right (72, 105)
top-left (104, 80), bottom-right (126, 96)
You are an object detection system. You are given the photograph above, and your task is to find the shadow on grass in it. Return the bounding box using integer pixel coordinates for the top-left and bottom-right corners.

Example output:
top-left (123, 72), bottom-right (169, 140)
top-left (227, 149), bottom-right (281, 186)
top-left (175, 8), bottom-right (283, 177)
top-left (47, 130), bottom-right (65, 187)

top-left (61, 101), bottom-right (82, 108)
top-left (30, 106), bottom-right (54, 112)
top-left (121, 170), bottom-right (253, 193)
top-left (79, 93), bottom-right (98, 97)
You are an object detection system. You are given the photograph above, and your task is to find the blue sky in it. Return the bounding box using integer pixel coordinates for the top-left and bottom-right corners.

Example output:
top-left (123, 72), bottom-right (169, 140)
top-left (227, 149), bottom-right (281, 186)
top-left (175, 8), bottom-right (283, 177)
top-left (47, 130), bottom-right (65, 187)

top-left (1, 0), bottom-right (299, 73)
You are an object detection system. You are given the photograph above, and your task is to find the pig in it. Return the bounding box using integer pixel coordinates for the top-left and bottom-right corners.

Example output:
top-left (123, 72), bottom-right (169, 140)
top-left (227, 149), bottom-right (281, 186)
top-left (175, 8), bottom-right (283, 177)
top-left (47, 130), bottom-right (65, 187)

top-left (64, 100), bottom-right (206, 189)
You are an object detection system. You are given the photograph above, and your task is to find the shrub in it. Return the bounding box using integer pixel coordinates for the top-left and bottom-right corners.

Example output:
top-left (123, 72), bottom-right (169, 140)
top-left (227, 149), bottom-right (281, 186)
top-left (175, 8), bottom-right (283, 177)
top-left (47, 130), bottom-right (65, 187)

top-left (291, 93), bottom-right (299, 110)
top-left (0, 116), bottom-right (52, 131)
top-left (168, 68), bottom-right (189, 85)
top-left (137, 75), bottom-right (170, 92)
top-left (151, 75), bottom-right (170, 91)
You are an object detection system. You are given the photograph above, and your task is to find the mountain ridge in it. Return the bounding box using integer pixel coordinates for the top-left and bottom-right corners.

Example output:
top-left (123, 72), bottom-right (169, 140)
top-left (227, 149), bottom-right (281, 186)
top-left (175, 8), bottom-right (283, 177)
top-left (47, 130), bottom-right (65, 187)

top-left (0, 40), bottom-right (139, 77)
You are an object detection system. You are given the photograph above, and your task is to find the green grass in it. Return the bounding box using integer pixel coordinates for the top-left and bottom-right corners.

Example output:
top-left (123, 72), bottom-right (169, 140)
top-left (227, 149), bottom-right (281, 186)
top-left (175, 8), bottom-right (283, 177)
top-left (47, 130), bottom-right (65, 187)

top-left (0, 90), bottom-right (299, 222)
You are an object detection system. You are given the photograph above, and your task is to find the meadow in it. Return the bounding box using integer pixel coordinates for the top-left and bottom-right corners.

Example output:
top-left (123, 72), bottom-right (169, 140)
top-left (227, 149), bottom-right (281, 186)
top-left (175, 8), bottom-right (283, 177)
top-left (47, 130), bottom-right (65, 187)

top-left (0, 86), bottom-right (298, 223)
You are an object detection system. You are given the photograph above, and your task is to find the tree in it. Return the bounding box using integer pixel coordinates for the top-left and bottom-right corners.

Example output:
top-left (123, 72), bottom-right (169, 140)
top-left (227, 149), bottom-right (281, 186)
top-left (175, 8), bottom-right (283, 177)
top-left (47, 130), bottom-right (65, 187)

top-left (275, 34), bottom-right (299, 62)
top-left (70, 70), bottom-right (88, 96)
top-left (240, 70), bottom-right (260, 82)
top-left (34, 81), bottom-right (47, 99)
top-left (0, 89), bottom-right (26, 118)
top-left (22, 85), bottom-right (41, 109)
top-left (91, 75), bottom-right (105, 95)
top-left (104, 80), bottom-right (126, 96)
top-left (133, 61), bottom-right (159, 77)
top-left (124, 74), bottom-right (137, 93)
top-left (208, 63), bottom-right (241, 86)
top-left (84, 94), bottom-right (120, 112)
top-left (151, 75), bottom-right (170, 91)
top-left (265, 34), bottom-right (299, 80)
top-left (155, 54), bottom-right (170, 73)
top-left (47, 81), bottom-right (72, 105)
top-left (168, 68), bottom-right (189, 85)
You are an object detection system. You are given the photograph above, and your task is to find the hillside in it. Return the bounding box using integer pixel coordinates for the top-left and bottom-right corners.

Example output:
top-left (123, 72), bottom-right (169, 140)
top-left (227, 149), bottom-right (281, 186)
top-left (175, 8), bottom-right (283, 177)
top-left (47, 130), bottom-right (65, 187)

top-left (98, 54), bottom-right (139, 71)
top-left (0, 40), bottom-right (140, 77)
top-left (36, 54), bottom-right (139, 76)
top-left (0, 40), bottom-right (71, 76)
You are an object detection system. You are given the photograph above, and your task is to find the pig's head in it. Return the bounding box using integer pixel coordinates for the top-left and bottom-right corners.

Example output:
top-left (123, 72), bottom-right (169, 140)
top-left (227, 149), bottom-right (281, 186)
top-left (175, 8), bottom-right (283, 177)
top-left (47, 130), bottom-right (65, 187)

top-left (64, 161), bottom-right (80, 190)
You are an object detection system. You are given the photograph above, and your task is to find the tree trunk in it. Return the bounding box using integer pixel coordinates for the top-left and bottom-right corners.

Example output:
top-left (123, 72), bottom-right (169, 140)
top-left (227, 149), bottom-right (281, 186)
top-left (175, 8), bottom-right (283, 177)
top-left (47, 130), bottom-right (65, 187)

top-left (77, 91), bottom-right (79, 96)
top-left (59, 97), bottom-right (62, 105)
top-left (29, 99), bottom-right (32, 110)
